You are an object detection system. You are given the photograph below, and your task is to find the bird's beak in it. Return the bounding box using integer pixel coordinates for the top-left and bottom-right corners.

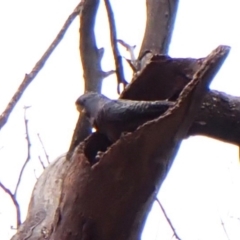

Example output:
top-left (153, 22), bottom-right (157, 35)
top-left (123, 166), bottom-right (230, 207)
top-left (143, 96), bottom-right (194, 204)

top-left (76, 105), bottom-right (94, 125)
top-left (76, 104), bottom-right (85, 113)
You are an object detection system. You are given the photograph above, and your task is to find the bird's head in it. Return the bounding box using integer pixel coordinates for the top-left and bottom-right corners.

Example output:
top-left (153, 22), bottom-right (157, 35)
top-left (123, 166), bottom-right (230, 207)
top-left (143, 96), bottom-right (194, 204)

top-left (76, 92), bottom-right (110, 125)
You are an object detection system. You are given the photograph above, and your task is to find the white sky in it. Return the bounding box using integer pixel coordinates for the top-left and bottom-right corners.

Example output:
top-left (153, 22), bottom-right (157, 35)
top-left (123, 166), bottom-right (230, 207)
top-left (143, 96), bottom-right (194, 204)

top-left (0, 0), bottom-right (240, 239)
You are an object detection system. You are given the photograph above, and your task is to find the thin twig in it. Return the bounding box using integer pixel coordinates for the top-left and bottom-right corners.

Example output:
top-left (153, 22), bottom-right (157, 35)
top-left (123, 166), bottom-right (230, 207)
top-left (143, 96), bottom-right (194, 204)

top-left (37, 133), bottom-right (50, 165)
top-left (0, 181), bottom-right (21, 228)
top-left (38, 156), bottom-right (46, 170)
top-left (104, 0), bottom-right (127, 93)
top-left (0, 0), bottom-right (85, 131)
top-left (0, 107), bottom-right (33, 228)
top-left (220, 217), bottom-right (231, 240)
top-left (14, 107), bottom-right (31, 197)
top-left (155, 198), bottom-right (182, 240)
top-left (117, 39), bottom-right (139, 72)
top-left (33, 169), bottom-right (39, 180)
top-left (117, 39), bottom-right (136, 62)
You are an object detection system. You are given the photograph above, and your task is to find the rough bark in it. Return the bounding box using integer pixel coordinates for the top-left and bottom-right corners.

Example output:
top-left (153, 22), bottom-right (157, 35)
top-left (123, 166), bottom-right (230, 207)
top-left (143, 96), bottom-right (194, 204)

top-left (139, 0), bottom-right (179, 56)
top-left (10, 1), bottom-right (237, 240)
top-left (68, 0), bottom-right (104, 157)
top-left (11, 155), bottom-right (70, 240)
top-left (121, 53), bottom-right (240, 145)
top-left (49, 46), bottom-right (229, 240)
top-left (11, 46), bottom-right (230, 240)
top-left (191, 90), bottom-right (240, 145)
top-left (79, 0), bottom-right (104, 92)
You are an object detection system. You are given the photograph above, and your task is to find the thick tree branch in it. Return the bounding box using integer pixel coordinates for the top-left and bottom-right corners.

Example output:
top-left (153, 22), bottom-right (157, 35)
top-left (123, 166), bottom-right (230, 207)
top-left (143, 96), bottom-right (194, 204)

top-left (79, 0), bottom-right (105, 92)
top-left (0, 1), bottom-right (85, 131)
top-left (190, 90), bottom-right (240, 145)
top-left (67, 114), bottom-right (92, 158)
top-left (68, 0), bottom-right (105, 158)
top-left (104, 0), bottom-right (127, 93)
top-left (139, 0), bottom-right (179, 56)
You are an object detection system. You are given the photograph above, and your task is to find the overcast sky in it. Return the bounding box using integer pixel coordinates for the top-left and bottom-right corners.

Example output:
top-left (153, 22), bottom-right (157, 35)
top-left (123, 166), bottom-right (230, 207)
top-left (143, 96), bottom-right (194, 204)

top-left (1, 0), bottom-right (240, 239)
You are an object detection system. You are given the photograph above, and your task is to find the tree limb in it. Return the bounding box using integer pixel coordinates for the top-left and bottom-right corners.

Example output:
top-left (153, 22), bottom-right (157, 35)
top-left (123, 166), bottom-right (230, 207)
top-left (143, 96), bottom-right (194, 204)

top-left (139, 0), bottom-right (179, 56)
top-left (68, 0), bottom-right (106, 158)
top-left (79, 0), bottom-right (105, 92)
top-left (190, 90), bottom-right (240, 145)
top-left (104, 0), bottom-right (127, 93)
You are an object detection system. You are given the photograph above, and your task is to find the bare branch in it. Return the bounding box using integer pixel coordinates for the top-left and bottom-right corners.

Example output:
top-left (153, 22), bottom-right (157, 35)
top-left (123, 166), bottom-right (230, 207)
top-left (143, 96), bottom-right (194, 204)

top-left (37, 133), bottom-right (50, 165)
top-left (0, 181), bottom-right (21, 228)
top-left (117, 39), bottom-right (136, 62)
top-left (68, 0), bottom-right (105, 158)
top-left (38, 156), bottom-right (46, 170)
top-left (33, 169), bottom-right (39, 180)
top-left (79, 0), bottom-right (104, 92)
top-left (220, 217), bottom-right (231, 240)
top-left (139, 0), bottom-right (179, 56)
top-left (0, 0), bottom-right (85, 131)
top-left (102, 70), bottom-right (115, 78)
top-left (0, 107), bottom-right (34, 229)
top-left (155, 198), bottom-right (182, 240)
top-left (104, 0), bottom-right (127, 93)
top-left (14, 107), bottom-right (31, 197)
top-left (189, 90), bottom-right (240, 146)
top-left (117, 39), bottom-right (139, 72)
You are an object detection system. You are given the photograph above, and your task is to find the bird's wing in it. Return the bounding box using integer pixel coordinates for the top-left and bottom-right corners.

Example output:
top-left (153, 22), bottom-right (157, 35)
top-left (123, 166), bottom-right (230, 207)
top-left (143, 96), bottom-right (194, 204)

top-left (102, 100), bottom-right (174, 123)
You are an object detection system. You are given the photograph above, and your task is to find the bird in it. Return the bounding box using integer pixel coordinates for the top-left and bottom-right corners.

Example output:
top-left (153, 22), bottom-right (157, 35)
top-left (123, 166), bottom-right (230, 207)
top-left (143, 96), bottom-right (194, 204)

top-left (76, 92), bottom-right (174, 142)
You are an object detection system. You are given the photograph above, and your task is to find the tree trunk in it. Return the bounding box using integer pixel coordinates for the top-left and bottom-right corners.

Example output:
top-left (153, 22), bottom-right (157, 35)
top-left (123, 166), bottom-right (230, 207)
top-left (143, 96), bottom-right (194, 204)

top-left (11, 1), bottom-right (236, 240)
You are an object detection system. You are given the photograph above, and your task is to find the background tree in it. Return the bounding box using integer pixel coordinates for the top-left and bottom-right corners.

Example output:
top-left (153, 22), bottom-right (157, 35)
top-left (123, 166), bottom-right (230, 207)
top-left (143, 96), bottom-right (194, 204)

top-left (0, 0), bottom-right (240, 240)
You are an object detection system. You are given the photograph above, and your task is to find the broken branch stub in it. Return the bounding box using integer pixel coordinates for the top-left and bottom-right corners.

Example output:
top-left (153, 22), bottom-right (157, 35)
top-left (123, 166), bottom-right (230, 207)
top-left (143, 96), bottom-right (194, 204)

top-left (120, 55), bottom-right (203, 101)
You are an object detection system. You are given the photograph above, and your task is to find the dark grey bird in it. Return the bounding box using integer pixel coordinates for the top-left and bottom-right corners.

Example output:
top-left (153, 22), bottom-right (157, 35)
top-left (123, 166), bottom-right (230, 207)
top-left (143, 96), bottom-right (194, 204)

top-left (76, 92), bottom-right (174, 142)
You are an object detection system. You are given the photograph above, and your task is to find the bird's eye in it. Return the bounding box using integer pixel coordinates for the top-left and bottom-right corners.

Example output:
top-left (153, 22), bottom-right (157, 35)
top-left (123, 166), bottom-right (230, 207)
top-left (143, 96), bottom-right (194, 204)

top-left (76, 97), bottom-right (85, 107)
